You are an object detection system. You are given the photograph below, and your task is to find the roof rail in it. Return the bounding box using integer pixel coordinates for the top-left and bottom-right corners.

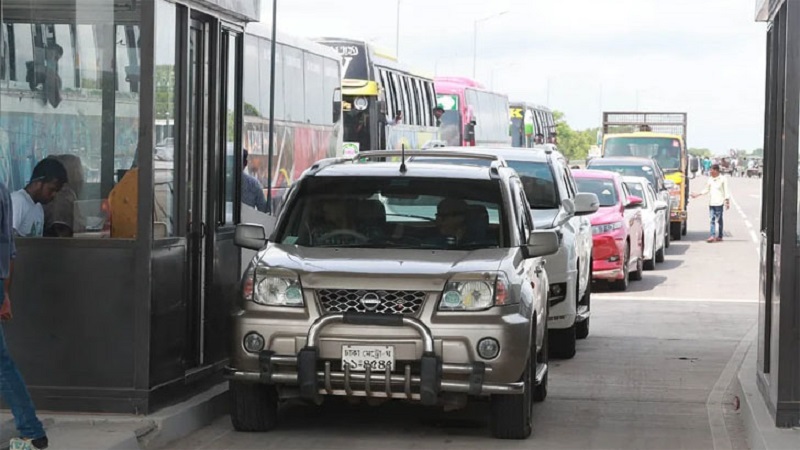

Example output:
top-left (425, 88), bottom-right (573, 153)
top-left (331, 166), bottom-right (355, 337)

top-left (356, 150), bottom-right (504, 162)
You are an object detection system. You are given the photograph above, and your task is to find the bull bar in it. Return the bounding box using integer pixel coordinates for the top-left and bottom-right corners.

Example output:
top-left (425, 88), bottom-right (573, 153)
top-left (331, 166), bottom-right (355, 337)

top-left (224, 312), bottom-right (526, 405)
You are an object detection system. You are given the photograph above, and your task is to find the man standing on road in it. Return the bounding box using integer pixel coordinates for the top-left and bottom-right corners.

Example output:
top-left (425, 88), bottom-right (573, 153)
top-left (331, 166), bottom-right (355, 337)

top-left (691, 163), bottom-right (730, 243)
top-left (1, 180), bottom-right (49, 450)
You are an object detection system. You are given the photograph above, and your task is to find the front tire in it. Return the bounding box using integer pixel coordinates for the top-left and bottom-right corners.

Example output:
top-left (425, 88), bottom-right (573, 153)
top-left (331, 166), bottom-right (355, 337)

top-left (670, 222), bottom-right (682, 241)
top-left (644, 233), bottom-right (657, 271)
top-left (549, 326), bottom-right (576, 359)
top-left (490, 347), bottom-right (534, 439)
top-left (230, 381), bottom-right (279, 432)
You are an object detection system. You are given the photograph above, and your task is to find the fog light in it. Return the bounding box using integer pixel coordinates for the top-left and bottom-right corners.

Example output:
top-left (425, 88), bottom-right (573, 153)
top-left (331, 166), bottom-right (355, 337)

top-left (477, 338), bottom-right (500, 360)
top-left (243, 332), bottom-right (265, 353)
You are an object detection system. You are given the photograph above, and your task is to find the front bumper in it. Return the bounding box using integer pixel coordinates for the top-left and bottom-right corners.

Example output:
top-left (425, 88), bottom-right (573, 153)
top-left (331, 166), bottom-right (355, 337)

top-left (227, 312), bottom-right (532, 405)
top-left (544, 246), bottom-right (577, 329)
top-left (591, 234), bottom-right (625, 281)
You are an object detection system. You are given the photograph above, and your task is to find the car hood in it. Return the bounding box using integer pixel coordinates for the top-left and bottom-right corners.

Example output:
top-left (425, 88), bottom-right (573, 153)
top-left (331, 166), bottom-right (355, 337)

top-left (531, 209), bottom-right (560, 229)
top-left (252, 244), bottom-right (511, 290)
top-left (589, 206), bottom-right (623, 225)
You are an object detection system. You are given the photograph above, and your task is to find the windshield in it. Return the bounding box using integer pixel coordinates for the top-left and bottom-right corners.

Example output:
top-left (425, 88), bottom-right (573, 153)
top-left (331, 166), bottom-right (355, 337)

top-left (623, 182), bottom-right (648, 207)
top-left (587, 162), bottom-right (657, 188)
top-left (343, 108), bottom-right (372, 151)
top-left (277, 176), bottom-right (506, 250)
top-left (439, 111), bottom-right (462, 146)
top-left (510, 118), bottom-right (524, 147)
top-left (576, 178), bottom-right (619, 207)
top-left (603, 137), bottom-right (682, 171)
top-left (406, 158), bottom-right (558, 209)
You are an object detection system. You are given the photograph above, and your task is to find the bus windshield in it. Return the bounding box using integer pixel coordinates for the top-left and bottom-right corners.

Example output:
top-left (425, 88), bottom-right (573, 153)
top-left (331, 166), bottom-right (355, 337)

top-left (439, 111), bottom-right (462, 146)
top-left (343, 108), bottom-right (371, 151)
top-left (604, 137), bottom-right (682, 172)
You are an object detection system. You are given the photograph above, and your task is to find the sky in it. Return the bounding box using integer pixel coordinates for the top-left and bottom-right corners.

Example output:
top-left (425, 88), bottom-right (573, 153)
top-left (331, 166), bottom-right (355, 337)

top-left (263, 0), bottom-right (767, 155)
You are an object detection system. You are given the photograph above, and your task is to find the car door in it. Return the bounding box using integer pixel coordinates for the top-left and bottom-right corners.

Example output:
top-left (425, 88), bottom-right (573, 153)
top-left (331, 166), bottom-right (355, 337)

top-left (512, 178), bottom-right (547, 349)
top-left (561, 161), bottom-right (592, 295)
top-left (620, 181), bottom-right (644, 261)
top-left (647, 183), bottom-right (664, 250)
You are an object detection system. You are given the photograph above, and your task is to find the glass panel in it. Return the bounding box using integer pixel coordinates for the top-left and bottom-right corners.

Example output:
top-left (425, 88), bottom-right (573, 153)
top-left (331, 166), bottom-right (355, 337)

top-left (0, 0), bottom-right (141, 238)
top-left (322, 57), bottom-right (339, 125)
top-left (153, 0), bottom-right (177, 237)
top-left (303, 52), bottom-right (323, 125)
top-left (282, 45), bottom-right (304, 122)
top-left (222, 32), bottom-right (239, 225)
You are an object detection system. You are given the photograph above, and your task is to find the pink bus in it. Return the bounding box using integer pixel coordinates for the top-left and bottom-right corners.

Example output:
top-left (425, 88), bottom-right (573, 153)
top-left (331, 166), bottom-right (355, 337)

top-left (434, 76), bottom-right (511, 147)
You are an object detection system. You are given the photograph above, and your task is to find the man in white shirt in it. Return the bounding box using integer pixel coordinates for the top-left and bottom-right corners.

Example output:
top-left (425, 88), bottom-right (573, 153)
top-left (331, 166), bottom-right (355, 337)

top-left (11, 158), bottom-right (68, 237)
top-left (691, 163), bottom-right (730, 243)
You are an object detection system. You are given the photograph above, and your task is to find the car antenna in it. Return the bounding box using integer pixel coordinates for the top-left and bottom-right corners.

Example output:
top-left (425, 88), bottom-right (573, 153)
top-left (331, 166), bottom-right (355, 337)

top-left (400, 143), bottom-right (407, 174)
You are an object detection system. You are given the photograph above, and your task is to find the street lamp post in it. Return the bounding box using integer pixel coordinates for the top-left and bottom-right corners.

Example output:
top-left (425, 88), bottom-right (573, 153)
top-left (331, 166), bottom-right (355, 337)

top-left (473, 10), bottom-right (509, 79)
top-left (396, 0), bottom-right (401, 58)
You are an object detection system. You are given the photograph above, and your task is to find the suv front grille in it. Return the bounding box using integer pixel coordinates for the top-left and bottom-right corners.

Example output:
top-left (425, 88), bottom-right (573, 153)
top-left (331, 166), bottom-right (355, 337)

top-left (317, 289), bottom-right (426, 315)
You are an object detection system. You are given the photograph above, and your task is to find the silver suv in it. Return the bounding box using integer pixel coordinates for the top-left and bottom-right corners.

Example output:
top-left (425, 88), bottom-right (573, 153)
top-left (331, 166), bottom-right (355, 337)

top-left (227, 151), bottom-right (559, 439)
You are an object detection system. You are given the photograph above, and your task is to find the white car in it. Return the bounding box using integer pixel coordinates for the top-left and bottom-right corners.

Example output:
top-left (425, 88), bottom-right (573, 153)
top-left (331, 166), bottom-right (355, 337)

top-left (410, 147), bottom-right (599, 359)
top-left (622, 176), bottom-right (669, 270)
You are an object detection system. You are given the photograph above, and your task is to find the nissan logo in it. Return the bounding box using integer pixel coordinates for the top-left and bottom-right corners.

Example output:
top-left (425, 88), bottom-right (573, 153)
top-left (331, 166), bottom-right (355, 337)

top-left (360, 292), bottom-right (382, 311)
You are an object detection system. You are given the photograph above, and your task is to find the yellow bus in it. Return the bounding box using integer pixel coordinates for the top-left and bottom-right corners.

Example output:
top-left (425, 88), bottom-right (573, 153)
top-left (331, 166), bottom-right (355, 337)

top-left (315, 38), bottom-right (440, 153)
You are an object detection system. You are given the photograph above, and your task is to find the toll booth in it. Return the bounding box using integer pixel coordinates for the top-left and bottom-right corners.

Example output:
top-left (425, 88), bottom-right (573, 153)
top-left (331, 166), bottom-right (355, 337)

top-left (0, 0), bottom-right (259, 413)
top-left (755, 0), bottom-right (800, 428)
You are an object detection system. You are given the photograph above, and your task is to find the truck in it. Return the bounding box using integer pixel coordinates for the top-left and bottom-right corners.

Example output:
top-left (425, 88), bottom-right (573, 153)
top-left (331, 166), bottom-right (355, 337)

top-left (600, 112), bottom-right (689, 240)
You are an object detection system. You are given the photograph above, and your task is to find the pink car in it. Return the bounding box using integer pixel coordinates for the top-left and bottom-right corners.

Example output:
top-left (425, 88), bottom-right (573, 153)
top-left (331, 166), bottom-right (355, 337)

top-left (572, 170), bottom-right (645, 291)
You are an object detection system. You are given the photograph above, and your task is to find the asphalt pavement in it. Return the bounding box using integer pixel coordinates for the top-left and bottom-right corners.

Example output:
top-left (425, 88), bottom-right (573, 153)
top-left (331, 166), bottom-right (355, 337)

top-left (164, 173), bottom-right (761, 450)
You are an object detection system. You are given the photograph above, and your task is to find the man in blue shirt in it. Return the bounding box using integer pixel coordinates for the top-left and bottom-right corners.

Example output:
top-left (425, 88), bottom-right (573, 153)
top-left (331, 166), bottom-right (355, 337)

top-left (241, 149), bottom-right (268, 213)
top-left (0, 181), bottom-right (49, 449)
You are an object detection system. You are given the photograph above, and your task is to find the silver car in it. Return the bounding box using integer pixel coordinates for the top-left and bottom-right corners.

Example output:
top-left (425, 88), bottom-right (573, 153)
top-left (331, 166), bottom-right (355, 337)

top-left (227, 151), bottom-right (559, 439)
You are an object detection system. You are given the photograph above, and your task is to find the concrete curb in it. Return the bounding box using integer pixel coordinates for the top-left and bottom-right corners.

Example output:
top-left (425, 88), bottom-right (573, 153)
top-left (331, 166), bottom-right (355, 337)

top-left (0, 382), bottom-right (229, 450)
top-left (734, 339), bottom-right (800, 450)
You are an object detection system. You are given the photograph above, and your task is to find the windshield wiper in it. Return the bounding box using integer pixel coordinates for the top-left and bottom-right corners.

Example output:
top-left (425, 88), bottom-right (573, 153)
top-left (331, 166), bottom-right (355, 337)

top-left (386, 213), bottom-right (434, 221)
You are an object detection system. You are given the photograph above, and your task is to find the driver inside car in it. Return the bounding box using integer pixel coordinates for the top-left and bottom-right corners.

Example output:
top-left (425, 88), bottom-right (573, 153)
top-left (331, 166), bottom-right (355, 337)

top-left (430, 198), bottom-right (469, 247)
top-left (308, 198), bottom-right (357, 246)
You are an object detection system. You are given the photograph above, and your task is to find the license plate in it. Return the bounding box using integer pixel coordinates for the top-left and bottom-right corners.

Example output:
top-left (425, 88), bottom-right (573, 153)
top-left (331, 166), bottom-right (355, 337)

top-left (341, 345), bottom-right (395, 372)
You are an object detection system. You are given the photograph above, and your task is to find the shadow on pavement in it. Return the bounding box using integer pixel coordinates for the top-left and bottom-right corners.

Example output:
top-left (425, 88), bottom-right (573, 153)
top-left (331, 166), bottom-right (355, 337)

top-left (275, 397), bottom-right (492, 437)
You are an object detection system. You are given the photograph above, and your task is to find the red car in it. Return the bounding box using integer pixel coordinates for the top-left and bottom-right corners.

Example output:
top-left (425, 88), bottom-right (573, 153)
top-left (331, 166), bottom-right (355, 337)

top-left (572, 169), bottom-right (645, 291)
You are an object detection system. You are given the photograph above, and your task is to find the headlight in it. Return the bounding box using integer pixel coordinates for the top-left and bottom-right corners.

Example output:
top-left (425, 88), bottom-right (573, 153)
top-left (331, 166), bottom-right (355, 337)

top-left (592, 221), bottom-right (623, 235)
top-left (439, 272), bottom-right (512, 311)
top-left (354, 96), bottom-right (369, 111)
top-left (242, 266), bottom-right (304, 307)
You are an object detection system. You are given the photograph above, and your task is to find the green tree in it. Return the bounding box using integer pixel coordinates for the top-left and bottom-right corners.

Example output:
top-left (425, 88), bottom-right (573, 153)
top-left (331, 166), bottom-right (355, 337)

top-left (553, 111), bottom-right (598, 160)
top-left (688, 148), bottom-right (712, 158)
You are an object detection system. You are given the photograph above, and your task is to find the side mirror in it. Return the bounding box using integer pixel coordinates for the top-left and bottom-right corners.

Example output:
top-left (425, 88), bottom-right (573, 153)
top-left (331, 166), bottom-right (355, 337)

top-left (526, 230), bottom-right (560, 258)
top-left (561, 198), bottom-right (576, 215)
top-left (235, 223), bottom-right (268, 251)
top-left (574, 192), bottom-right (599, 216)
top-left (654, 200), bottom-right (668, 212)
top-left (626, 195), bottom-right (643, 208)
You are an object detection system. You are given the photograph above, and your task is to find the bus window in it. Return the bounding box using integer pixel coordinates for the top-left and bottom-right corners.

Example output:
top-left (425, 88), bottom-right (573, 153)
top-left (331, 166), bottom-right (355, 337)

top-left (304, 52), bottom-right (324, 125)
top-left (11, 24), bottom-right (33, 84)
top-left (323, 57), bottom-right (340, 125)
top-left (243, 36), bottom-right (261, 118)
top-left (1, 24), bottom-right (8, 81)
top-left (283, 45), bottom-right (304, 122)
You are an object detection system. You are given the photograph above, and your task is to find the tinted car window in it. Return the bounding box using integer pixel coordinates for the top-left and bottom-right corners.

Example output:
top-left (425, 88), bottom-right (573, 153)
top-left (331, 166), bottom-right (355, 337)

top-left (505, 161), bottom-right (559, 209)
top-left (576, 178), bottom-right (618, 207)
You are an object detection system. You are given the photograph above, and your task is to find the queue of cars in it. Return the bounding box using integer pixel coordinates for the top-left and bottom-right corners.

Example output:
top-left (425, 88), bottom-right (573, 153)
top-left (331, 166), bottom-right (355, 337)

top-left (224, 145), bottom-right (676, 440)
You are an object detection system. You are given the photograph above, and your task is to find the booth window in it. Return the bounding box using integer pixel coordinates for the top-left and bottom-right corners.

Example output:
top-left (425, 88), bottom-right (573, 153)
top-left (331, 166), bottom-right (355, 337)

top-left (0, 0), bottom-right (141, 239)
top-left (153, 0), bottom-right (177, 237)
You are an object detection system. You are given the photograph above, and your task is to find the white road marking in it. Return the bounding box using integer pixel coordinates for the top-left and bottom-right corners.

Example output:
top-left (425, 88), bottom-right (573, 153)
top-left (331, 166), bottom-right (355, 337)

top-left (594, 295), bottom-right (758, 304)
top-left (730, 196), bottom-right (760, 245)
